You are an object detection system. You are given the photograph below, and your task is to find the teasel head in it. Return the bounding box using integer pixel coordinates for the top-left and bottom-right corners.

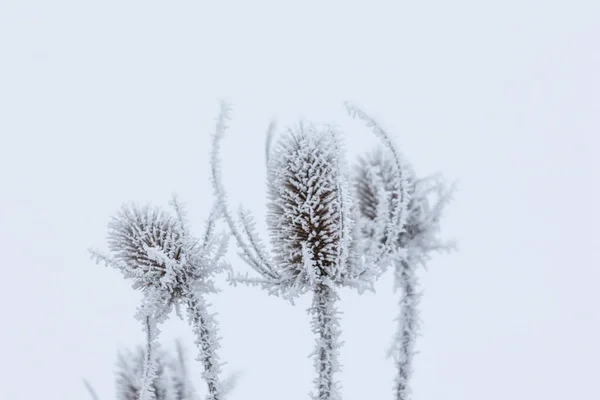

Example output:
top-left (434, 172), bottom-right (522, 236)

top-left (91, 198), bottom-right (229, 307)
top-left (354, 146), bottom-right (455, 267)
top-left (354, 147), bottom-right (414, 247)
top-left (107, 205), bottom-right (184, 292)
top-left (266, 123), bottom-right (353, 287)
top-left (211, 103), bottom-right (378, 298)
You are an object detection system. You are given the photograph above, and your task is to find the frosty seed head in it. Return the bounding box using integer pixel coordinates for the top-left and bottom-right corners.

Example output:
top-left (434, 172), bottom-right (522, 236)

top-left (355, 147), bottom-right (398, 222)
top-left (107, 204), bottom-right (184, 291)
top-left (266, 123), bottom-right (347, 284)
top-left (354, 147), bottom-right (416, 246)
top-left (354, 146), bottom-right (454, 258)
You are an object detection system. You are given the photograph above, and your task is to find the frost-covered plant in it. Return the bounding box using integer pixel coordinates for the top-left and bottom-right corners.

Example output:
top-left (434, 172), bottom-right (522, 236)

top-left (211, 108), bottom-right (351, 400)
top-left (114, 340), bottom-right (197, 400)
top-left (354, 146), bottom-right (455, 400)
top-left (84, 340), bottom-right (240, 400)
top-left (90, 198), bottom-right (229, 400)
top-left (209, 102), bottom-right (407, 400)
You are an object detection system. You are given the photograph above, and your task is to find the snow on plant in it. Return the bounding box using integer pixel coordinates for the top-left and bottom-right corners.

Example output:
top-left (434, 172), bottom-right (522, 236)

top-left (90, 198), bottom-right (229, 400)
top-left (353, 145), bottom-right (455, 400)
top-left (210, 102), bottom-right (388, 400)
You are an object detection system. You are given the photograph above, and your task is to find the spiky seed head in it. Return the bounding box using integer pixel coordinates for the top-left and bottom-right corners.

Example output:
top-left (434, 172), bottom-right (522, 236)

top-left (355, 147), bottom-right (398, 221)
top-left (107, 204), bottom-right (184, 291)
top-left (354, 147), bottom-right (416, 246)
top-left (354, 147), bottom-right (454, 257)
top-left (266, 123), bottom-right (346, 284)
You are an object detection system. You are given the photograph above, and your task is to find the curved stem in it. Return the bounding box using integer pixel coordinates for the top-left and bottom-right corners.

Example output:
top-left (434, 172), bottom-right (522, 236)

top-left (344, 103), bottom-right (411, 258)
top-left (209, 102), bottom-right (277, 280)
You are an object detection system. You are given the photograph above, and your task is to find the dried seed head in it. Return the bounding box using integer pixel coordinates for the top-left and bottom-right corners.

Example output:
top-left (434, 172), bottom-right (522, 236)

top-left (354, 147), bottom-right (416, 247)
top-left (266, 123), bottom-right (347, 283)
top-left (354, 147), bottom-right (454, 259)
top-left (107, 204), bottom-right (184, 290)
top-left (355, 148), bottom-right (398, 221)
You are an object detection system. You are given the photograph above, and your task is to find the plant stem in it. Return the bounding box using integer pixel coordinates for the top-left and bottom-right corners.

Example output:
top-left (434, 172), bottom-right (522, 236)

top-left (186, 292), bottom-right (222, 400)
top-left (139, 315), bottom-right (157, 400)
top-left (393, 259), bottom-right (420, 400)
top-left (310, 283), bottom-right (342, 400)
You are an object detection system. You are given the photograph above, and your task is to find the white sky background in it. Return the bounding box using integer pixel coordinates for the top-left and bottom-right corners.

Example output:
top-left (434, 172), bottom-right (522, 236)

top-left (0, 1), bottom-right (598, 399)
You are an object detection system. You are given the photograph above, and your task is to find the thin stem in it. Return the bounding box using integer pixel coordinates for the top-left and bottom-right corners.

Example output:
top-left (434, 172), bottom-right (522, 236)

top-left (82, 379), bottom-right (100, 400)
top-left (209, 101), bottom-right (277, 280)
top-left (186, 292), bottom-right (222, 400)
top-left (393, 259), bottom-right (420, 400)
top-left (139, 315), bottom-right (157, 400)
top-left (265, 119), bottom-right (276, 166)
top-left (310, 283), bottom-right (342, 400)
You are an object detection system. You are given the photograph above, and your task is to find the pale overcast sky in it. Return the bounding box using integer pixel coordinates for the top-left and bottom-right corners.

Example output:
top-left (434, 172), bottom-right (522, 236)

top-left (0, 1), bottom-right (598, 400)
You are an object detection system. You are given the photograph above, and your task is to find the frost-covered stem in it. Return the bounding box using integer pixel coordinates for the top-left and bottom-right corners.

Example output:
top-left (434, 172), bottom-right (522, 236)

top-left (210, 101), bottom-right (277, 280)
top-left (265, 119), bottom-right (276, 166)
top-left (139, 316), bottom-right (158, 400)
top-left (83, 379), bottom-right (100, 400)
top-left (174, 339), bottom-right (195, 400)
top-left (310, 283), bottom-right (342, 400)
top-left (393, 259), bottom-right (420, 400)
top-left (186, 292), bottom-right (222, 400)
